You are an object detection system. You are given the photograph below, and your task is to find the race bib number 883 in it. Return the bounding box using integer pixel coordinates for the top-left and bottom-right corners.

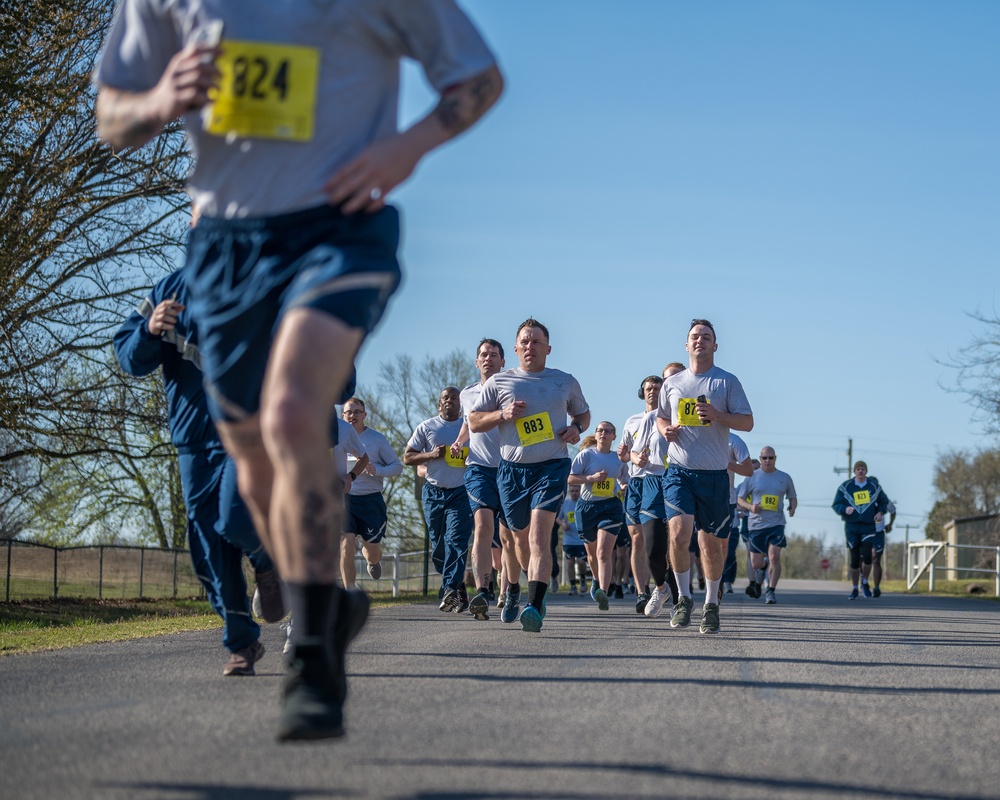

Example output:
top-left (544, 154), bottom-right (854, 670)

top-left (517, 412), bottom-right (555, 447)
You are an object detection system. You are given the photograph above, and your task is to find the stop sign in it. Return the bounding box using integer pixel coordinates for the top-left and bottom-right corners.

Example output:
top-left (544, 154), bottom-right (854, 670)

top-left (820, 558), bottom-right (831, 570)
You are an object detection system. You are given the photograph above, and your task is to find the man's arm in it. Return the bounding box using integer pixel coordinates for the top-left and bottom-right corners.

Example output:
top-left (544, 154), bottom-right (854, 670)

top-left (96, 44), bottom-right (221, 150)
top-left (729, 456), bottom-right (754, 477)
top-left (324, 65), bottom-right (503, 214)
top-left (403, 445), bottom-right (446, 466)
top-left (368, 439), bottom-right (403, 478)
top-left (450, 420), bottom-right (471, 458)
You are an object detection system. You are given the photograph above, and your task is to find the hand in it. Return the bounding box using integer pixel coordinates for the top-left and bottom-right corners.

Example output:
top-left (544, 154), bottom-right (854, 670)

top-left (449, 441), bottom-right (464, 458)
top-left (589, 469), bottom-right (607, 483)
top-left (323, 133), bottom-right (423, 214)
top-left (147, 298), bottom-right (184, 335)
top-left (634, 449), bottom-right (650, 469)
top-left (845, 506), bottom-right (855, 516)
top-left (502, 400), bottom-right (527, 421)
top-left (788, 504), bottom-right (796, 517)
top-left (874, 512), bottom-right (883, 524)
top-left (616, 441), bottom-right (629, 459)
top-left (149, 44), bottom-right (221, 123)
top-left (364, 462), bottom-right (377, 477)
top-left (343, 475), bottom-right (353, 494)
top-left (662, 424), bottom-right (681, 443)
top-left (431, 445), bottom-right (447, 460)
top-left (696, 401), bottom-right (717, 425)
top-left (750, 503), bottom-right (761, 514)
top-left (559, 425), bottom-right (580, 445)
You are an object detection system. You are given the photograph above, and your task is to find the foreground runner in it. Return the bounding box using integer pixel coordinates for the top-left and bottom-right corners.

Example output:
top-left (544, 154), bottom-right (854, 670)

top-left (657, 320), bottom-right (753, 633)
top-left (737, 447), bottom-right (796, 604)
top-left (452, 338), bottom-right (509, 621)
top-left (95, 0), bottom-right (503, 740)
top-left (469, 319), bottom-right (590, 632)
top-left (569, 423), bottom-right (628, 611)
top-left (833, 462), bottom-right (889, 599)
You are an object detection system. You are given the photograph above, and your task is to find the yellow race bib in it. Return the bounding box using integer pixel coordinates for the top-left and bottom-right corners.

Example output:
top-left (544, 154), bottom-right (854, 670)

top-left (853, 490), bottom-right (871, 505)
top-left (592, 478), bottom-right (615, 498)
top-left (206, 40), bottom-right (319, 142)
top-left (567, 511), bottom-right (576, 525)
top-left (444, 447), bottom-right (468, 469)
top-left (761, 494), bottom-right (779, 512)
top-left (517, 412), bottom-right (555, 447)
top-left (678, 397), bottom-right (709, 427)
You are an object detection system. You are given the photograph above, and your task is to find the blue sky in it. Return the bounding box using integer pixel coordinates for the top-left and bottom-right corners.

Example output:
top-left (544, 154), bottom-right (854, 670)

top-left (354, 1), bottom-right (999, 548)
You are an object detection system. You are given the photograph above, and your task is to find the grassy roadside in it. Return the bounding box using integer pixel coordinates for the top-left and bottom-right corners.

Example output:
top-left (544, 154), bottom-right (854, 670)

top-left (0, 593), bottom-right (427, 656)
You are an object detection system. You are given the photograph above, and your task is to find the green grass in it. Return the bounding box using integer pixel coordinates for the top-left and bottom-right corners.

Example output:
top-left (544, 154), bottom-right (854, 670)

top-left (0, 592), bottom-right (427, 656)
top-left (879, 578), bottom-right (999, 599)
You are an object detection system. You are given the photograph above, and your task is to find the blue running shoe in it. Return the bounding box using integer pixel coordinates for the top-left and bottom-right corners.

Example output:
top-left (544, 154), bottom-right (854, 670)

top-left (862, 583), bottom-right (873, 598)
top-left (500, 585), bottom-right (521, 623)
top-left (520, 605), bottom-right (543, 632)
top-left (590, 583), bottom-right (598, 601)
top-left (595, 588), bottom-right (609, 611)
top-left (849, 587), bottom-right (859, 600)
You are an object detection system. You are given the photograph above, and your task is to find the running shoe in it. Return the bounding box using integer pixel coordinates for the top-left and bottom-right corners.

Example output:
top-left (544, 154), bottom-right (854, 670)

top-left (700, 603), bottom-right (720, 634)
top-left (549, 577), bottom-right (559, 593)
top-left (519, 604), bottom-right (543, 632)
top-left (281, 618), bottom-right (294, 655)
top-left (568, 586), bottom-right (578, 596)
top-left (456, 584), bottom-right (470, 613)
top-left (590, 583), bottom-right (598, 602)
top-left (873, 587), bottom-right (882, 598)
top-left (723, 582), bottom-right (734, 594)
top-left (469, 591), bottom-right (490, 621)
top-left (862, 583), bottom-right (873, 599)
top-left (439, 589), bottom-right (460, 612)
top-left (252, 568), bottom-right (286, 623)
top-left (500, 585), bottom-right (521, 623)
top-left (669, 596), bottom-right (694, 628)
top-left (848, 587), bottom-right (859, 600)
top-left (595, 588), bottom-right (609, 611)
top-left (635, 593), bottom-right (649, 614)
top-left (223, 640), bottom-right (265, 677)
top-left (644, 587), bottom-right (666, 618)
top-left (614, 584), bottom-right (624, 600)
top-left (366, 561), bottom-right (382, 581)
top-left (764, 588), bottom-right (776, 605)
top-left (745, 581), bottom-right (761, 599)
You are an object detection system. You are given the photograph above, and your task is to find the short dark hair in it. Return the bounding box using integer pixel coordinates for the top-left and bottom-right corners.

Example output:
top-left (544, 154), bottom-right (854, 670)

top-left (477, 337), bottom-right (504, 360)
top-left (688, 318), bottom-right (716, 337)
top-left (344, 397), bottom-right (365, 411)
top-left (516, 318), bottom-right (549, 342)
top-left (638, 375), bottom-right (662, 399)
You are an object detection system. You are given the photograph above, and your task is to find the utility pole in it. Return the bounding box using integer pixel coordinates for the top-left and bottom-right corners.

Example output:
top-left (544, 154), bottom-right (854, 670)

top-left (833, 437), bottom-right (853, 478)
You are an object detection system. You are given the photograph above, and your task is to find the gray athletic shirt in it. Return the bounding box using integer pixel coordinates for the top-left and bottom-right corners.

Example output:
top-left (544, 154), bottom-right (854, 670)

top-left (470, 367), bottom-right (589, 464)
top-left (738, 468), bottom-right (797, 531)
top-left (728, 433), bottom-right (751, 504)
top-left (560, 495), bottom-right (583, 547)
top-left (460, 380), bottom-right (501, 468)
top-left (657, 366), bottom-right (752, 471)
top-left (630, 410), bottom-right (669, 477)
top-left (571, 449), bottom-right (628, 503)
top-left (348, 426), bottom-right (402, 497)
top-left (333, 419), bottom-right (365, 476)
top-left (620, 411), bottom-right (647, 479)
top-left (95, 0), bottom-right (497, 218)
top-left (406, 415), bottom-right (466, 489)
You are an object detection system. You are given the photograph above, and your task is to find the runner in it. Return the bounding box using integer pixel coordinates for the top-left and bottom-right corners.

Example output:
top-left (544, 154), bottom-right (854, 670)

top-left (95, 0), bottom-right (502, 741)
top-left (619, 375), bottom-right (660, 612)
top-left (736, 447), bottom-right (796, 604)
top-left (720, 434), bottom-right (754, 598)
top-left (833, 461), bottom-right (889, 599)
top-left (469, 318), bottom-right (590, 632)
top-left (569, 422), bottom-right (629, 611)
top-left (870, 488), bottom-right (897, 598)
top-left (451, 338), bottom-right (509, 621)
top-left (341, 398), bottom-right (401, 588)
top-left (633, 362), bottom-right (684, 618)
top-left (657, 321), bottom-right (754, 633)
top-left (404, 388), bottom-right (473, 612)
top-left (559, 483), bottom-right (587, 596)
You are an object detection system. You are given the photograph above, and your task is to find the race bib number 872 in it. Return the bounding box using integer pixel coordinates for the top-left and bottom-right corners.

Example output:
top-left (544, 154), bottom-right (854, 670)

top-left (206, 40), bottom-right (319, 142)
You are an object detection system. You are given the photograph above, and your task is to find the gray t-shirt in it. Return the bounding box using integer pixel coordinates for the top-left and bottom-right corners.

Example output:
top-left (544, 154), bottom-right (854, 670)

top-left (95, 0), bottom-right (497, 218)
top-left (620, 411), bottom-right (647, 479)
top-left (727, 433), bottom-right (751, 504)
top-left (561, 495), bottom-right (583, 547)
top-left (739, 468), bottom-right (797, 530)
top-left (630, 410), bottom-right (669, 477)
top-left (334, 419), bottom-right (365, 477)
top-left (657, 365), bottom-right (752, 471)
top-left (571, 449), bottom-right (628, 504)
top-left (471, 367), bottom-right (589, 464)
top-left (406, 415), bottom-right (466, 489)
top-left (349, 426), bottom-right (402, 496)
top-left (460, 380), bottom-right (501, 468)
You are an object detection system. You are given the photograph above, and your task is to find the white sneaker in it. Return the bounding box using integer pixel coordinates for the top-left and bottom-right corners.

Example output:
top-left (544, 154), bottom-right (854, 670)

top-left (723, 582), bottom-right (734, 594)
top-left (281, 617), bottom-right (293, 655)
top-left (644, 585), bottom-right (667, 618)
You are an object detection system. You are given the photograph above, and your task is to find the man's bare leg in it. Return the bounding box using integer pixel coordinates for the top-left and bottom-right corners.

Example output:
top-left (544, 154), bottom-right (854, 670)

top-left (525, 508), bottom-right (556, 612)
top-left (697, 528), bottom-right (726, 606)
top-left (340, 534), bottom-right (359, 589)
top-left (629, 525), bottom-right (650, 594)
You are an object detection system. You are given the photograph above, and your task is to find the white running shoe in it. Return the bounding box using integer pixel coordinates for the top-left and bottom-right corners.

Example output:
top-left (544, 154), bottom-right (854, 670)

top-left (644, 585), bottom-right (667, 618)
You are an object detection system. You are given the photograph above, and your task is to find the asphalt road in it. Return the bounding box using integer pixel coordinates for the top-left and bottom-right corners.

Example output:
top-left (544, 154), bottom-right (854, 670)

top-left (2, 580), bottom-right (999, 800)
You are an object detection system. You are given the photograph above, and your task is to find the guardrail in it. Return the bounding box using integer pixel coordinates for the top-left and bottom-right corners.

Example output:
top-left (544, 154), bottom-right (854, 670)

top-left (906, 541), bottom-right (1000, 596)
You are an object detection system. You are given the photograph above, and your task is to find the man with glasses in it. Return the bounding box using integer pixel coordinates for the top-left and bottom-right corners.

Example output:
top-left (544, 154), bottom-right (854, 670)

top-left (341, 398), bottom-right (402, 589)
top-left (657, 320), bottom-right (753, 634)
top-left (469, 319), bottom-right (590, 633)
top-left (736, 447), bottom-right (796, 604)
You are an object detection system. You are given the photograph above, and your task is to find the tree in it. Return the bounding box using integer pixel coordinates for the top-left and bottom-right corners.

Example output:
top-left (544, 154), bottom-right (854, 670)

top-left (0, 0), bottom-right (189, 464)
top-left (942, 309), bottom-right (1000, 438)
top-left (358, 350), bottom-right (478, 553)
top-left (926, 448), bottom-right (1000, 540)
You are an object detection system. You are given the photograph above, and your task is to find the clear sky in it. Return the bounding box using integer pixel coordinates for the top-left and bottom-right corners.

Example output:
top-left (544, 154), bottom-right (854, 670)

top-left (355, 1), bottom-right (999, 548)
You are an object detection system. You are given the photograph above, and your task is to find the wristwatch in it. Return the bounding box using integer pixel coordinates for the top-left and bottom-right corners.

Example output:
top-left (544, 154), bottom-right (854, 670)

top-left (571, 422), bottom-right (584, 433)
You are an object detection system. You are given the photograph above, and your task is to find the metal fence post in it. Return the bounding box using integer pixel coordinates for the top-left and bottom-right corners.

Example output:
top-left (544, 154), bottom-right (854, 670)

top-left (173, 550), bottom-right (178, 599)
top-left (53, 547), bottom-right (58, 600)
top-left (98, 546), bottom-right (104, 600)
top-left (995, 547), bottom-right (999, 598)
top-left (5, 539), bottom-right (11, 603)
top-left (928, 561), bottom-right (935, 592)
top-left (392, 552), bottom-right (399, 598)
top-left (139, 547), bottom-right (145, 599)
